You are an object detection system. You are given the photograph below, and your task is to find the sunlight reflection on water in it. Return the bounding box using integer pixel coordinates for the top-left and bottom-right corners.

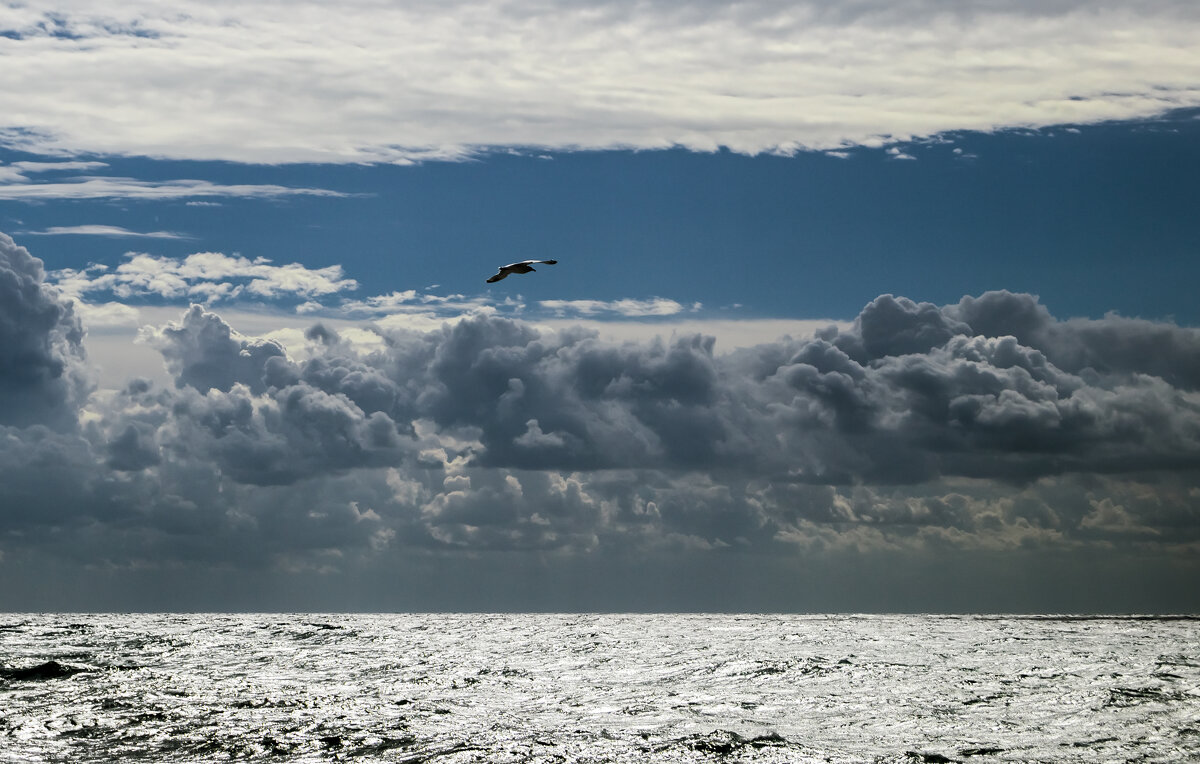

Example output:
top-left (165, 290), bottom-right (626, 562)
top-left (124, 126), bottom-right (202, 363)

top-left (1, 614), bottom-right (1197, 762)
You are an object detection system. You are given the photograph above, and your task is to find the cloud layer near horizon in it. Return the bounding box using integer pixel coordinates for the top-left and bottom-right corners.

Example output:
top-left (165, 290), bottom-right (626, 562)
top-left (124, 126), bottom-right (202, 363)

top-left (2, 0), bottom-right (1199, 162)
top-left (2, 231), bottom-right (1198, 588)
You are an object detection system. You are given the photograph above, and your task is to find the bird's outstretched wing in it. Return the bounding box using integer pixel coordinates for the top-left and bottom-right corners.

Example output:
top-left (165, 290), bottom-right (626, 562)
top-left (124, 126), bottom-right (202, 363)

top-left (486, 259), bottom-right (557, 283)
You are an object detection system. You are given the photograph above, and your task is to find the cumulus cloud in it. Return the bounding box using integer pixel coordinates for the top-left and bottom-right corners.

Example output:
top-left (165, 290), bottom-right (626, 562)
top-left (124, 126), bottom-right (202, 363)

top-left (142, 305), bottom-right (290, 394)
top-left (1, 233), bottom-right (1198, 598)
top-left (68, 296), bottom-right (1200, 532)
top-left (0, 232), bottom-right (91, 429)
top-left (1, 1), bottom-right (1198, 162)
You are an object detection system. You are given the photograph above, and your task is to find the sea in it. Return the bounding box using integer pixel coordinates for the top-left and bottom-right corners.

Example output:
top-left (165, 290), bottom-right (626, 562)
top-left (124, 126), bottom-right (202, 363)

top-left (0, 614), bottom-right (1197, 762)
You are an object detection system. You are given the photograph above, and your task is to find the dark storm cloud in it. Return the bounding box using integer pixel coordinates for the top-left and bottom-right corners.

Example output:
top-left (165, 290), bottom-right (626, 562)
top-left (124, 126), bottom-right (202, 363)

top-left (418, 322), bottom-right (729, 471)
top-left (0, 232), bottom-right (91, 430)
top-left (950, 291), bottom-right (1200, 390)
top-left (422, 292), bottom-right (1200, 484)
top-left (150, 304), bottom-right (288, 395)
top-left (98, 294), bottom-right (1200, 533)
top-left (759, 293), bottom-right (1200, 482)
top-left (164, 383), bottom-right (405, 486)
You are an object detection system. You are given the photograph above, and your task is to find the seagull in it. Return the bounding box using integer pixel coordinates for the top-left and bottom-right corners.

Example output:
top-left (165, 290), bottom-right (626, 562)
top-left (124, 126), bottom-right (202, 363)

top-left (486, 259), bottom-right (558, 283)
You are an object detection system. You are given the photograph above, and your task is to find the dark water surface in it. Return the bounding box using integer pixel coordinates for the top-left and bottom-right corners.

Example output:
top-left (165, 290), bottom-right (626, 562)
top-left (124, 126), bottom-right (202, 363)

top-left (1, 614), bottom-right (1197, 762)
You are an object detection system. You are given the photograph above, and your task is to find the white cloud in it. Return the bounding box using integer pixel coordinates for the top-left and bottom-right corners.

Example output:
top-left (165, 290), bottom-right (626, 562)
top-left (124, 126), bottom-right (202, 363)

top-left (1, 1), bottom-right (1198, 163)
top-left (0, 160), bottom-right (109, 182)
top-left (337, 290), bottom-right (506, 327)
top-left (0, 175), bottom-right (348, 200)
top-left (14, 161), bottom-right (109, 172)
top-left (51, 249), bottom-right (841, 356)
top-left (371, 309), bottom-right (498, 334)
top-left (19, 225), bottom-right (191, 239)
top-left (50, 251), bottom-right (358, 304)
top-left (539, 297), bottom-right (695, 318)
top-left (335, 290), bottom-right (708, 329)
top-left (72, 300), bottom-right (142, 330)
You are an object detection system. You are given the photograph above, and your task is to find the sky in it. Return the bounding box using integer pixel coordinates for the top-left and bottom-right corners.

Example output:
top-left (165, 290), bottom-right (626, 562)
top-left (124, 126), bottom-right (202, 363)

top-left (1, 0), bottom-right (1199, 612)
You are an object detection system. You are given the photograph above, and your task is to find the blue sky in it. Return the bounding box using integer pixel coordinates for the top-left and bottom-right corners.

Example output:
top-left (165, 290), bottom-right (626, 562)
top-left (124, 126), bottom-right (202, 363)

top-left (1, 0), bottom-right (1199, 611)
top-left (6, 115), bottom-right (1200, 328)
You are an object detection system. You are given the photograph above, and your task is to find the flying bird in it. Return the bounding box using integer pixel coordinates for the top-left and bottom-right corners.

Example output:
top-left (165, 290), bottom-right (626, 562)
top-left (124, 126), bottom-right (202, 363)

top-left (487, 259), bottom-right (558, 283)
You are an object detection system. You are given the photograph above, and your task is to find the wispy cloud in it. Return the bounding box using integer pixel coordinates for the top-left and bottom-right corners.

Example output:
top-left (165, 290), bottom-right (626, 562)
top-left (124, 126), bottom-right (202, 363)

top-left (0, 160), bottom-right (109, 182)
top-left (20, 225), bottom-right (191, 239)
top-left (1, 1), bottom-right (1198, 162)
top-left (340, 290), bottom-right (501, 317)
top-left (540, 298), bottom-right (699, 318)
top-left (330, 291), bottom-right (703, 325)
top-left (0, 174), bottom-right (348, 200)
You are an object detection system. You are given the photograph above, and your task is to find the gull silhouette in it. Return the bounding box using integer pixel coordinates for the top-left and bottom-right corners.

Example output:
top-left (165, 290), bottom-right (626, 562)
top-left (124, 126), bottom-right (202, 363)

top-left (486, 259), bottom-right (558, 283)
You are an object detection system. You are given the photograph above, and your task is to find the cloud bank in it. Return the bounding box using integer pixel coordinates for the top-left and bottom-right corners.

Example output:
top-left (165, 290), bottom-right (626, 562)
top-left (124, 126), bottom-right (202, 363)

top-left (2, 231), bottom-right (1198, 608)
top-left (2, 1), bottom-right (1199, 162)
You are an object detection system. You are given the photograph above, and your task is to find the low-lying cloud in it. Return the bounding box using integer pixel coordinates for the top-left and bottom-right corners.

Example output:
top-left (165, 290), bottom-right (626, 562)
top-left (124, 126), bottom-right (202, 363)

top-left (1, 231), bottom-right (1198, 606)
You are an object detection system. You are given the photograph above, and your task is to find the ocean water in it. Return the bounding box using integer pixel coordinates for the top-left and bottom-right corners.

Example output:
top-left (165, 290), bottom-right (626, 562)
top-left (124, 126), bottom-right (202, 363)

top-left (0, 614), bottom-right (1197, 762)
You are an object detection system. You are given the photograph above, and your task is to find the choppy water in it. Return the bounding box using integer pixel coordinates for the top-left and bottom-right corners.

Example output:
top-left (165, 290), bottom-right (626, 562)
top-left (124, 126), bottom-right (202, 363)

top-left (1, 614), bottom-right (1197, 762)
